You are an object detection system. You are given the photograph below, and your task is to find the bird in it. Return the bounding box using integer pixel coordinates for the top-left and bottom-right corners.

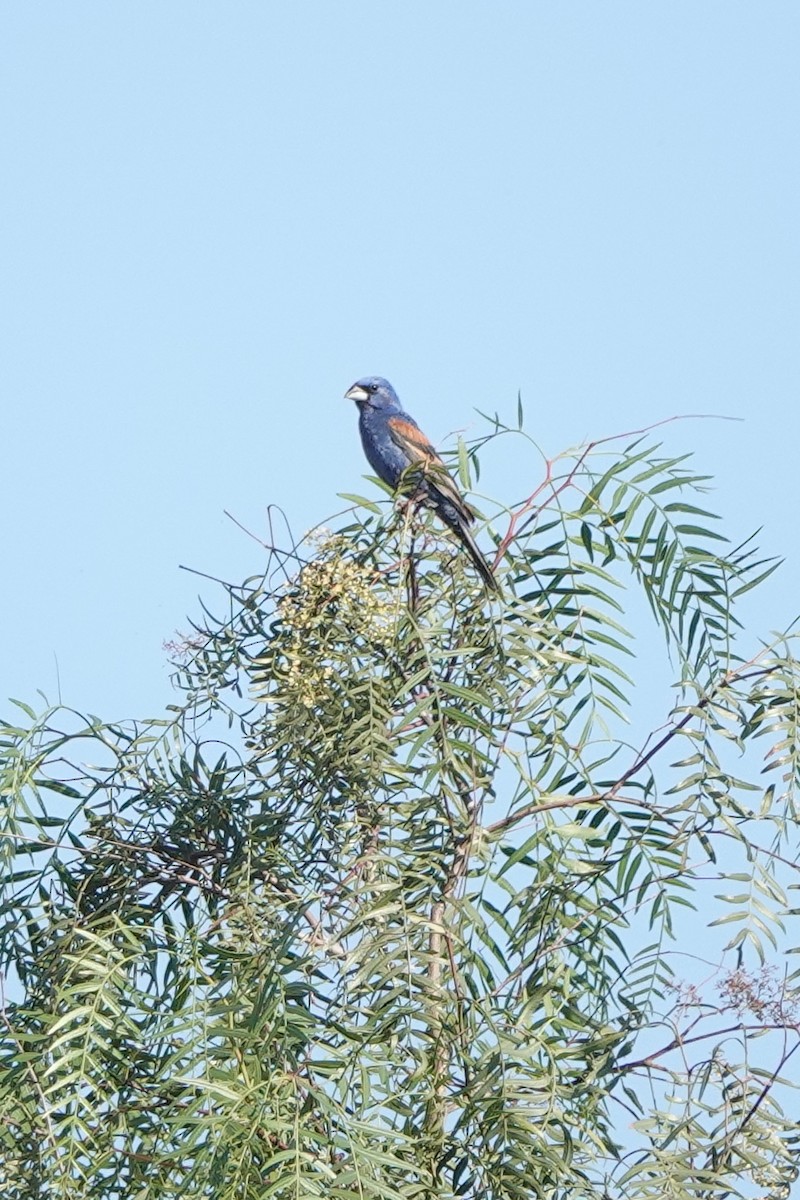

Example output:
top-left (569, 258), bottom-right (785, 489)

top-left (344, 376), bottom-right (499, 592)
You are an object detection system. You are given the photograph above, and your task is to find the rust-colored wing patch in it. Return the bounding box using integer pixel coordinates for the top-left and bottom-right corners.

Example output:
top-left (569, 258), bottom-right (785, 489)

top-left (388, 415), bottom-right (475, 525)
top-left (387, 416), bottom-right (443, 467)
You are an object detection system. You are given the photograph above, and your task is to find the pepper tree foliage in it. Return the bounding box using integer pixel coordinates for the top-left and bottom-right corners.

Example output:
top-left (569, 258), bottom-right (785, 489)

top-left (1, 406), bottom-right (799, 1200)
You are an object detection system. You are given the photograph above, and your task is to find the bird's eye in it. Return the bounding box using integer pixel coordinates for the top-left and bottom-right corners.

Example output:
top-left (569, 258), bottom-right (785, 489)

top-left (369, 383), bottom-right (379, 394)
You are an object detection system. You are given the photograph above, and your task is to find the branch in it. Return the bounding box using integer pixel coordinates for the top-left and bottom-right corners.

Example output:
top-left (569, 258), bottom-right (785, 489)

top-left (494, 412), bottom-right (741, 565)
top-left (736, 1037), bottom-right (800, 1135)
top-left (618, 1021), bottom-right (800, 1074)
top-left (487, 662), bottom-right (772, 837)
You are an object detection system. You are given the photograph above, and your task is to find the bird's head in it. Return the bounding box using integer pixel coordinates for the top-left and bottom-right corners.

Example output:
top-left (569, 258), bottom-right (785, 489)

top-left (344, 376), bottom-right (401, 412)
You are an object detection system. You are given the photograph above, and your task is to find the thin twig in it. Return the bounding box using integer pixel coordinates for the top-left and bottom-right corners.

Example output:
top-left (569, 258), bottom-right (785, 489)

top-left (494, 412), bottom-right (741, 566)
top-left (487, 662), bottom-right (772, 837)
top-left (618, 1021), bottom-right (799, 1074)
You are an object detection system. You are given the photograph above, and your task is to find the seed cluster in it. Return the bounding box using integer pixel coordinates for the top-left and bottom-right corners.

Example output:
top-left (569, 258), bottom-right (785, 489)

top-left (258, 534), bottom-right (395, 709)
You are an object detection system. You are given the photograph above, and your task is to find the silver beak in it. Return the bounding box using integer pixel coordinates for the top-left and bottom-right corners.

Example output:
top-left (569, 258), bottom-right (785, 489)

top-left (344, 383), bottom-right (369, 402)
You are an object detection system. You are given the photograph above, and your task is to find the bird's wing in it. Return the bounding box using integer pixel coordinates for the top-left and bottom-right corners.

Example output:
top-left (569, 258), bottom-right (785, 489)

top-left (387, 415), bottom-right (475, 524)
top-left (386, 415), bottom-right (441, 467)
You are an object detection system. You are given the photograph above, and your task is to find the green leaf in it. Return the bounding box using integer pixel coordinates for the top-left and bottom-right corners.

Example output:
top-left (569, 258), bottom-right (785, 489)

top-left (337, 492), bottom-right (384, 513)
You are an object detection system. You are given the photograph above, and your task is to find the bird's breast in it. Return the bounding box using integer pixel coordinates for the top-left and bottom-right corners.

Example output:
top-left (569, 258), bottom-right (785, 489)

top-left (359, 409), bottom-right (410, 487)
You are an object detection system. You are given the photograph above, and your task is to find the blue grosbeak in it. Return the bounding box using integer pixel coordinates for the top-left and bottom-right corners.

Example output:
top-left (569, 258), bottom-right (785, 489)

top-left (344, 376), bottom-right (499, 592)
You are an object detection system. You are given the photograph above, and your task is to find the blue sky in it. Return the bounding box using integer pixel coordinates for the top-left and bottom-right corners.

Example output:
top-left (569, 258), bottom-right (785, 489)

top-left (2, 3), bottom-right (798, 719)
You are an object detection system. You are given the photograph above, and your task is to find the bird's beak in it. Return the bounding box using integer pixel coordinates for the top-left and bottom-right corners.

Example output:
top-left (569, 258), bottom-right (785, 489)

top-left (344, 383), bottom-right (369, 402)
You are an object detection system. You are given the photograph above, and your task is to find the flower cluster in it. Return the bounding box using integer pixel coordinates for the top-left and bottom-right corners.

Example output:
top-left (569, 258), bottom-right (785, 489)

top-left (256, 534), bottom-right (395, 710)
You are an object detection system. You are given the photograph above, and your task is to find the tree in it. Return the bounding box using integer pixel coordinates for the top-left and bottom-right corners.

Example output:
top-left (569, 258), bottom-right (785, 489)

top-left (1, 408), bottom-right (798, 1199)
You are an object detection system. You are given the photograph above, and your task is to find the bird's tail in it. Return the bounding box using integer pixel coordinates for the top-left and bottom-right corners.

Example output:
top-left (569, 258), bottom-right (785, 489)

top-left (449, 514), bottom-right (501, 594)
